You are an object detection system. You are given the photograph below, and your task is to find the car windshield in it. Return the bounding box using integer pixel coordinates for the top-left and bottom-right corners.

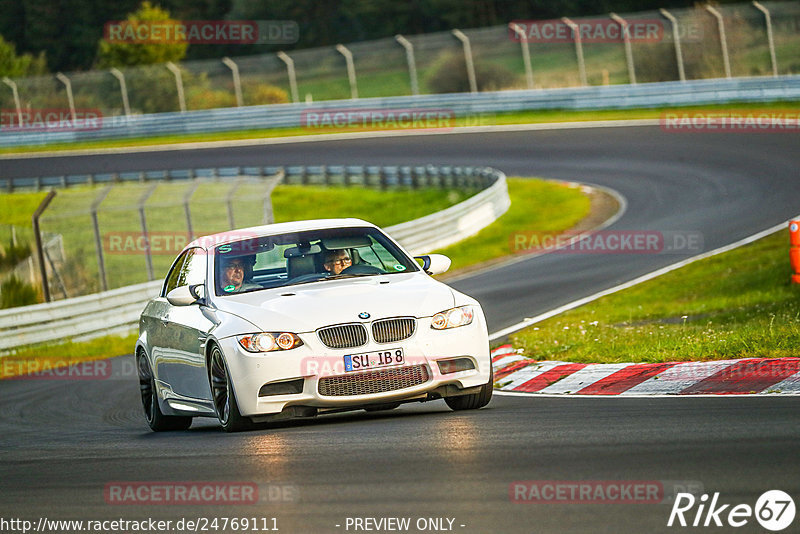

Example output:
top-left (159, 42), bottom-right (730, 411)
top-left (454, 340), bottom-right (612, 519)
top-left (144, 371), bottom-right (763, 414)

top-left (213, 226), bottom-right (418, 296)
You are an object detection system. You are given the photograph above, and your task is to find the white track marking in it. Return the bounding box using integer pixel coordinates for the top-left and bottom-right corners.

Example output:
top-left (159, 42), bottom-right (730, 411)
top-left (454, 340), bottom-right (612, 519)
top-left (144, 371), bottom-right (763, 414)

top-left (497, 361), bottom-right (571, 390)
top-left (619, 360), bottom-right (739, 395)
top-left (493, 390), bottom-right (800, 398)
top-left (759, 370), bottom-right (800, 395)
top-left (491, 354), bottom-right (526, 369)
top-left (536, 363), bottom-right (634, 394)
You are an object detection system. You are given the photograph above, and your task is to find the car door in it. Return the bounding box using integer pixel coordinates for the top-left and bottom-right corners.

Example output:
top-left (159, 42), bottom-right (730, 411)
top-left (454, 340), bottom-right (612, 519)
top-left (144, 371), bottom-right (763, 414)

top-left (158, 247), bottom-right (217, 401)
top-left (147, 249), bottom-right (188, 393)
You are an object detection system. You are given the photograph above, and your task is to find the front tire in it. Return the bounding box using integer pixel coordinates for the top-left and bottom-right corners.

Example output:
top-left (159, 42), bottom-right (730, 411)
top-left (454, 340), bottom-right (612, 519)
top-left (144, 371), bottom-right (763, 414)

top-left (209, 345), bottom-right (252, 432)
top-left (444, 366), bottom-right (493, 411)
top-left (137, 352), bottom-right (192, 431)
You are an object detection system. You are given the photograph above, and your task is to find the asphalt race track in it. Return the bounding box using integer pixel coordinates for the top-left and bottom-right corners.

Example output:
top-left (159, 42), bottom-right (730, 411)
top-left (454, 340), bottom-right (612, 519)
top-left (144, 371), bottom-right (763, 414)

top-left (2, 126), bottom-right (799, 533)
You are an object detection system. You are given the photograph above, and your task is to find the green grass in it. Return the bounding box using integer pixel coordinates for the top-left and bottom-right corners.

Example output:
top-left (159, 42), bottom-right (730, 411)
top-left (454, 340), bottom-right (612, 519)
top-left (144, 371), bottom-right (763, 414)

top-left (510, 231), bottom-right (800, 363)
top-left (3, 101), bottom-right (798, 155)
top-left (435, 179), bottom-right (591, 272)
top-left (271, 185), bottom-right (470, 227)
top-left (0, 332), bottom-right (137, 379)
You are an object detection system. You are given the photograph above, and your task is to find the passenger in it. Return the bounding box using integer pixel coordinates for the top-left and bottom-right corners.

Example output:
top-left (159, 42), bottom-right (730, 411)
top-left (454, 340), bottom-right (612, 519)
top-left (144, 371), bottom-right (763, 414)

top-left (323, 249), bottom-right (352, 275)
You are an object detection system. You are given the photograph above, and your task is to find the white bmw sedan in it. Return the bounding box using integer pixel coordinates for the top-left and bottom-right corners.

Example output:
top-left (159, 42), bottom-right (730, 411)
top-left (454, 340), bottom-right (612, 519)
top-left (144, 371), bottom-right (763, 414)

top-left (136, 218), bottom-right (492, 432)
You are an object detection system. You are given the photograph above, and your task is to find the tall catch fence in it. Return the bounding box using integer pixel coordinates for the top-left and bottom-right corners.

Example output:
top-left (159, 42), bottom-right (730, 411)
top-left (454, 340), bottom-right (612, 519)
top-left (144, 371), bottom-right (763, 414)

top-left (1, 2), bottom-right (797, 119)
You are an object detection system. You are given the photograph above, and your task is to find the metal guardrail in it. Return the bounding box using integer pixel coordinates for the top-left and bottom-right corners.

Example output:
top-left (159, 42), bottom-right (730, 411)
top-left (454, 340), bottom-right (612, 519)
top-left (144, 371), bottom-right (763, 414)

top-left (1, 76), bottom-right (798, 148)
top-left (0, 165), bottom-right (509, 350)
top-left (3, 163), bottom-right (497, 193)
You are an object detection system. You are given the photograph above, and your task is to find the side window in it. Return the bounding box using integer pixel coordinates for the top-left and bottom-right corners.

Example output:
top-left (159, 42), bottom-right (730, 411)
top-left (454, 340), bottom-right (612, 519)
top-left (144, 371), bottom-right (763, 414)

top-left (162, 250), bottom-right (189, 296)
top-left (357, 246), bottom-right (380, 265)
top-left (182, 248), bottom-right (207, 287)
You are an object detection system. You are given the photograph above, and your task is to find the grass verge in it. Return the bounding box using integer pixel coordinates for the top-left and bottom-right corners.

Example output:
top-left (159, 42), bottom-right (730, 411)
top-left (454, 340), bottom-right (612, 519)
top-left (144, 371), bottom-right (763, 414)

top-left (2, 101), bottom-right (798, 156)
top-left (1, 333), bottom-right (137, 379)
top-left (435, 179), bottom-right (592, 273)
top-left (510, 231), bottom-right (800, 363)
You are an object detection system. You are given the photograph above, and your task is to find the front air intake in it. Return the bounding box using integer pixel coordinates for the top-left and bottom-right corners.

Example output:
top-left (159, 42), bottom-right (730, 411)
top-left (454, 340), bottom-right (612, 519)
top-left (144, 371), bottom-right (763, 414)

top-left (318, 365), bottom-right (430, 396)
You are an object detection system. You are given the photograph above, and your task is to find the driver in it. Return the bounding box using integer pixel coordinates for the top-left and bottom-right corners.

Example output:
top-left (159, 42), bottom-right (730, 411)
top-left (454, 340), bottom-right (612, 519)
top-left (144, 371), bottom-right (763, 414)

top-left (219, 255), bottom-right (260, 293)
top-left (323, 249), bottom-right (352, 275)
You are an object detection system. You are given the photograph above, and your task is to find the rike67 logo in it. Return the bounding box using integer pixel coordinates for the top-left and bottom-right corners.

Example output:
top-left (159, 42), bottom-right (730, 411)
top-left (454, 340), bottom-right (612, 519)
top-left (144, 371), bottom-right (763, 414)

top-left (668, 490), bottom-right (795, 531)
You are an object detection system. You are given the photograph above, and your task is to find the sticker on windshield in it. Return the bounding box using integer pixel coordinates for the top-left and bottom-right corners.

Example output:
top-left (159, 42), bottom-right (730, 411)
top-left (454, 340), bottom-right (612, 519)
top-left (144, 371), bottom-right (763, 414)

top-left (223, 285), bottom-right (236, 292)
top-left (393, 264), bottom-right (406, 271)
top-left (219, 244), bottom-right (232, 253)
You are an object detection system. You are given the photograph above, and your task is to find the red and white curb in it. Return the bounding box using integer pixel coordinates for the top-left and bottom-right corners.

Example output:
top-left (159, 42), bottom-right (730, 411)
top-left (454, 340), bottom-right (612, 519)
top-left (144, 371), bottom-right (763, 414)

top-left (490, 345), bottom-right (800, 396)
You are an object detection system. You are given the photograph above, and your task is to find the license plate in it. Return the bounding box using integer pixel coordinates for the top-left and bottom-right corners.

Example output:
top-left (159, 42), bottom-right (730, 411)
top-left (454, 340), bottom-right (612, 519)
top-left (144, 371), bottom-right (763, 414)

top-left (344, 348), bottom-right (405, 372)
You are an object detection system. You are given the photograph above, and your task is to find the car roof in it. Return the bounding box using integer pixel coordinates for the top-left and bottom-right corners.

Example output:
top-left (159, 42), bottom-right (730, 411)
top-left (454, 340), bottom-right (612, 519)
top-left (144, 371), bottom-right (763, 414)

top-left (185, 218), bottom-right (379, 251)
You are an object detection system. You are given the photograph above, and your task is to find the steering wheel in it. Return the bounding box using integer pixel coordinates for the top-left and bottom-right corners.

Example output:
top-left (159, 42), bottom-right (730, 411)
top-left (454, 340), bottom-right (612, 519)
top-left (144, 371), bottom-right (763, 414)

top-left (341, 264), bottom-right (384, 275)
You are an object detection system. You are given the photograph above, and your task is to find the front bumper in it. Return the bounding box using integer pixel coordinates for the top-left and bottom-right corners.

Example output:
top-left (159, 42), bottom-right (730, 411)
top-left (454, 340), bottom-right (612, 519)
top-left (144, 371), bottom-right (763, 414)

top-left (219, 315), bottom-right (491, 418)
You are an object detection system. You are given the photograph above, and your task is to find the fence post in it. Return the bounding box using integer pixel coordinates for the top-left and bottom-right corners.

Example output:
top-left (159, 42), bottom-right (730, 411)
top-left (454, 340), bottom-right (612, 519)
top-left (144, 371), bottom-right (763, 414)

top-left (508, 23), bottom-right (534, 89)
top-left (451, 29), bottom-right (478, 93)
top-left (276, 52), bottom-right (300, 103)
top-left (109, 68), bottom-right (131, 117)
top-left (660, 9), bottom-right (686, 82)
top-left (32, 190), bottom-right (57, 302)
top-left (752, 1), bottom-right (778, 77)
top-left (226, 178), bottom-right (244, 230)
top-left (138, 184), bottom-right (158, 281)
top-left (379, 167), bottom-right (388, 191)
top-left (335, 44), bottom-right (359, 99)
top-left (166, 62), bottom-right (187, 112)
top-left (1, 77), bottom-right (23, 126)
top-left (183, 180), bottom-right (201, 241)
top-left (610, 13), bottom-right (636, 85)
top-left (560, 18), bottom-right (587, 87)
top-left (262, 169), bottom-right (284, 224)
top-left (395, 34), bottom-right (420, 95)
top-left (221, 57), bottom-right (243, 107)
top-left (705, 6), bottom-right (732, 79)
top-left (91, 186), bottom-right (112, 292)
top-left (55, 72), bottom-right (77, 122)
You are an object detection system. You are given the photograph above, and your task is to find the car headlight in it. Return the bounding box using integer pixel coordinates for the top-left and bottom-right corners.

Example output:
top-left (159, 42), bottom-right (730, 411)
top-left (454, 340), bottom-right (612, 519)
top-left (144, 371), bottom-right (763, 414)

top-left (237, 332), bottom-right (303, 352)
top-left (431, 305), bottom-right (474, 330)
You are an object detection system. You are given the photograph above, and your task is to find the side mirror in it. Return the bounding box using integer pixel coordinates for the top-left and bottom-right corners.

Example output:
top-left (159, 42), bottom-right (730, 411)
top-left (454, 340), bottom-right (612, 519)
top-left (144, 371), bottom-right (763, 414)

top-left (166, 284), bottom-right (204, 306)
top-left (414, 254), bottom-right (451, 275)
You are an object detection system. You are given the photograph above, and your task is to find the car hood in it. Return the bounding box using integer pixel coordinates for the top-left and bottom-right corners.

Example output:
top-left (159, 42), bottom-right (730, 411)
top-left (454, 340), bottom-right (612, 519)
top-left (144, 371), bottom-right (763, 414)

top-left (211, 273), bottom-right (456, 333)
